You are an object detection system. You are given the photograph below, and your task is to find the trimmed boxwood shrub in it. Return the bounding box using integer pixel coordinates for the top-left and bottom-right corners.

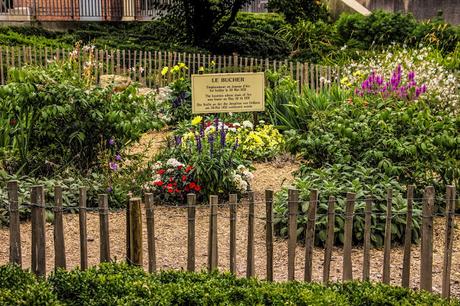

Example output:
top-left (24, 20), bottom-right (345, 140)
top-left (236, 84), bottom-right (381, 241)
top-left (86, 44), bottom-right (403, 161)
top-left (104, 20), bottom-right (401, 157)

top-left (0, 263), bottom-right (458, 305)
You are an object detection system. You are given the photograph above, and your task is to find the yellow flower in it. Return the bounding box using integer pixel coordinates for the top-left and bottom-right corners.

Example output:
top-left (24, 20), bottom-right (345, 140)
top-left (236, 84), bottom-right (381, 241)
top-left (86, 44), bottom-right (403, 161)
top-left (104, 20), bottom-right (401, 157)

top-left (161, 66), bottom-right (169, 76)
top-left (340, 77), bottom-right (349, 85)
top-left (179, 62), bottom-right (188, 70)
top-left (191, 116), bottom-right (203, 125)
top-left (211, 60), bottom-right (216, 67)
top-left (353, 70), bottom-right (363, 77)
top-left (199, 66), bottom-right (205, 72)
top-left (172, 65), bottom-right (180, 73)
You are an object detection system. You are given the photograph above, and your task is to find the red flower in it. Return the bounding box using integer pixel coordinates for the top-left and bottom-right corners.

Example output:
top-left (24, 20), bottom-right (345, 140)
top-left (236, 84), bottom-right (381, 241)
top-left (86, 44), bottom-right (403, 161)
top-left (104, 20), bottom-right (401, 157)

top-left (167, 188), bottom-right (173, 193)
top-left (167, 183), bottom-right (173, 188)
top-left (9, 119), bottom-right (17, 126)
top-left (154, 181), bottom-right (163, 186)
top-left (189, 182), bottom-right (196, 189)
top-left (182, 175), bottom-right (187, 182)
top-left (185, 165), bottom-right (193, 173)
top-left (175, 189), bottom-right (180, 193)
top-left (177, 165), bottom-right (183, 170)
top-left (157, 169), bottom-right (165, 175)
top-left (185, 186), bottom-right (190, 192)
top-left (169, 177), bottom-right (173, 182)
top-left (195, 185), bottom-right (201, 192)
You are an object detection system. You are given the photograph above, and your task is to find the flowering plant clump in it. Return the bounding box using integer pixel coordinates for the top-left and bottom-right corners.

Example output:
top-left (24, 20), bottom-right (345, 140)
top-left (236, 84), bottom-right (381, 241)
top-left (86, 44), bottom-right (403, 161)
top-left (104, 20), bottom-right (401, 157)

top-left (156, 116), bottom-right (254, 200)
top-left (231, 165), bottom-right (254, 193)
top-left (179, 116), bottom-right (285, 161)
top-left (341, 46), bottom-right (459, 110)
top-left (157, 63), bottom-right (192, 123)
top-left (145, 158), bottom-right (200, 203)
top-left (353, 65), bottom-right (427, 101)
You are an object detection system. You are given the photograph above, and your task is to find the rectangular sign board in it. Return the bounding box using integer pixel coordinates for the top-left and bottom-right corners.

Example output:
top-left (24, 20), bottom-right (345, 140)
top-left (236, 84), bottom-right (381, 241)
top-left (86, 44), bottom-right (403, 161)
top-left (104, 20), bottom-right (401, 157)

top-left (191, 72), bottom-right (265, 114)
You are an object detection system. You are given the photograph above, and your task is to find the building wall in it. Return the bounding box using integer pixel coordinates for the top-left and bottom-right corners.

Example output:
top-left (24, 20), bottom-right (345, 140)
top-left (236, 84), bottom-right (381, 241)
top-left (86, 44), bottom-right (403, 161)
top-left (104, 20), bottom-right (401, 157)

top-left (330, 0), bottom-right (460, 25)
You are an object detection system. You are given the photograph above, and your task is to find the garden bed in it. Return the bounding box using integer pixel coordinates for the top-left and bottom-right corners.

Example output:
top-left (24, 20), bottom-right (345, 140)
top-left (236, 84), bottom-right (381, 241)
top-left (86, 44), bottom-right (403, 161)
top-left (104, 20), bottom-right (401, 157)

top-left (0, 162), bottom-right (459, 297)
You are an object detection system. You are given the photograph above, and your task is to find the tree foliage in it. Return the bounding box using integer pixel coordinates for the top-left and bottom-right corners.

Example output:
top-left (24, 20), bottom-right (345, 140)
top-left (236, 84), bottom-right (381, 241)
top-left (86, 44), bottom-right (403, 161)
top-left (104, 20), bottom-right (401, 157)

top-left (267, 0), bottom-right (329, 24)
top-left (157, 0), bottom-right (252, 48)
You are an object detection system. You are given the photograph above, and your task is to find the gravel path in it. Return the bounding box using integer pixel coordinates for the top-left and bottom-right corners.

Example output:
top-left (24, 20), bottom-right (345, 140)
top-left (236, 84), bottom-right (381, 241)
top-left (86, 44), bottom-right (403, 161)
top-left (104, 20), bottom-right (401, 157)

top-left (0, 162), bottom-right (459, 297)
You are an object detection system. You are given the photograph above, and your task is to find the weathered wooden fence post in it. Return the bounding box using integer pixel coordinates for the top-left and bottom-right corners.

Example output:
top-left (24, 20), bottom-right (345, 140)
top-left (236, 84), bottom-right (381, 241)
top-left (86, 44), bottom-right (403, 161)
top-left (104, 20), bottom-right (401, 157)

top-left (187, 193), bottom-right (196, 272)
top-left (323, 196), bottom-right (335, 284)
top-left (402, 185), bottom-right (414, 287)
top-left (382, 189), bottom-right (393, 284)
top-left (342, 192), bottom-right (356, 281)
top-left (304, 189), bottom-right (318, 282)
top-left (265, 190), bottom-right (274, 281)
top-left (7, 181), bottom-right (21, 266)
top-left (229, 194), bottom-right (238, 274)
top-left (287, 188), bottom-right (299, 281)
top-left (362, 196), bottom-right (373, 281)
top-left (79, 187), bottom-right (88, 270)
top-left (99, 194), bottom-right (110, 263)
top-left (145, 193), bottom-right (157, 273)
top-left (420, 186), bottom-right (435, 292)
top-left (128, 198), bottom-right (143, 266)
top-left (442, 185), bottom-right (456, 299)
top-left (54, 186), bottom-right (66, 269)
top-left (208, 195), bottom-right (218, 271)
top-left (31, 185), bottom-right (46, 276)
top-left (246, 191), bottom-right (255, 278)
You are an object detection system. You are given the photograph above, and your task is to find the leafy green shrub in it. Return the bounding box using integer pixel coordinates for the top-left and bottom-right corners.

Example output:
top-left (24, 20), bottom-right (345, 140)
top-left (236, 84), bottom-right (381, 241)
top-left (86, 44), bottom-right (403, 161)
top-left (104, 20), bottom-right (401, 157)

top-left (267, 0), bottom-right (329, 24)
top-left (0, 58), bottom-right (164, 175)
top-left (0, 169), bottom-right (105, 226)
top-left (214, 13), bottom-right (290, 59)
top-left (4, 263), bottom-right (446, 305)
top-left (335, 11), bottom-right (417, 49)
top-left (273, 164), bottom-right (422, 247)
top-left (335, 11), bottom-right (459, 53)
top-left (0, 265), bottom-right (60, 305)
top-left (267, 70), bottom-right (457, 245)
top-left (277, 19), bottom-right (337, 62)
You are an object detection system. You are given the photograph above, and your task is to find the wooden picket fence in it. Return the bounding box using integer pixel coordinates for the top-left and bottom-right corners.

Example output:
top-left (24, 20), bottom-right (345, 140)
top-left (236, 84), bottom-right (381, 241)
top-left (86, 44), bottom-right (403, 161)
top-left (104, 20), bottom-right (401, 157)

top-left (0, 45), bottom-right (339, 91)
top-left (3, 181), bottom-right (458, 298)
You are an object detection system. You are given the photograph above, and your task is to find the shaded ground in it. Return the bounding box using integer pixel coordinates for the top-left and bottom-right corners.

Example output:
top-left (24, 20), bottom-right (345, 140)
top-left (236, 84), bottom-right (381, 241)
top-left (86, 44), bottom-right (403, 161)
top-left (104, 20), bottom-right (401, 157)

top-left (0, 161), bottom-right (459, 297)
top-left (127, 128), bottom-right (170, 164)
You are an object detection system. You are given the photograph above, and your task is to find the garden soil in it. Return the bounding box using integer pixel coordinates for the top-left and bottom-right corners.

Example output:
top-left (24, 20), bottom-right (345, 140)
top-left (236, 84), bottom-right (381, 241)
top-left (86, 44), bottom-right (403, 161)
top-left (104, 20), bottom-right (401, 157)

top-left (0, 161), bottom-right (459, 297)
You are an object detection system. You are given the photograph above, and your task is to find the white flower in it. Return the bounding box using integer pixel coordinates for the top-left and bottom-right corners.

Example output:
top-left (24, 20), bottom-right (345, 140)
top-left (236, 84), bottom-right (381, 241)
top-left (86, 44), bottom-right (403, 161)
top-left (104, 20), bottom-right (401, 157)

top-left (233, 122), bottom-right (241, 128)
top-left (166, 158), bottom-right (184, 167)
top-left (242, 120), bottom-right (253, 129)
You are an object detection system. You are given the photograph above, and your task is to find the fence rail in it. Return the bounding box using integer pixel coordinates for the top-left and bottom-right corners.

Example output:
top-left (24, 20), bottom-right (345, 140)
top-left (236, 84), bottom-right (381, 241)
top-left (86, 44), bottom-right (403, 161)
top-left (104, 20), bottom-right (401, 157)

top-left (2, 181), bottom-right (458, 299)
top-left (0, 45), bottom-right (339, 91)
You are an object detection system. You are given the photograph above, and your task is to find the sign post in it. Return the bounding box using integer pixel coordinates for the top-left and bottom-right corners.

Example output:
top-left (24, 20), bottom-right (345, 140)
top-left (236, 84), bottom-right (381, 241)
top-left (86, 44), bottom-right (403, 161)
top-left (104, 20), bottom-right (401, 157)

top-left (191, 72), bottom-right (265, 114)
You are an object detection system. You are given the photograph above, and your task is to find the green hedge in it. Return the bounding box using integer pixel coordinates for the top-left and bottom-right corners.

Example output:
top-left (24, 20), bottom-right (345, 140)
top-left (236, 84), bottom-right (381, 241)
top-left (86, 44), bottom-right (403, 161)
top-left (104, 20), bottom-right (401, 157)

top-left (0, 263), bottom-right (458, 305)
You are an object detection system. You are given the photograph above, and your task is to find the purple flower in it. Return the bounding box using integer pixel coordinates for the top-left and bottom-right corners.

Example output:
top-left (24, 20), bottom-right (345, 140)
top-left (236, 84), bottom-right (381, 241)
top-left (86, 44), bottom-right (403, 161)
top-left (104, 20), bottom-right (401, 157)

top-left (195, 135), bottom-right (202, 153)
top-left (232, 138), bottom-right (239, 151)
top-left (107, 186), bottom-right (113, 193)
top-left (115, 154), bottom-right (122, 161)
top-left (208, 134), bottom-right (215, 158)
top-left (421, 84), bottom-right (427, 93)
top-left (175, 135), bottom-right (182, 147)
top-left (220, 128), bottom-right (226, 148)
top-left (214, 117), bottom-right (219, 131)
top-left (108, 137), bottom-right (115, 146)
top-left (408, 71), bottom-right (415, 82)
top-left (109, 162), bottom-right (118, 171)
